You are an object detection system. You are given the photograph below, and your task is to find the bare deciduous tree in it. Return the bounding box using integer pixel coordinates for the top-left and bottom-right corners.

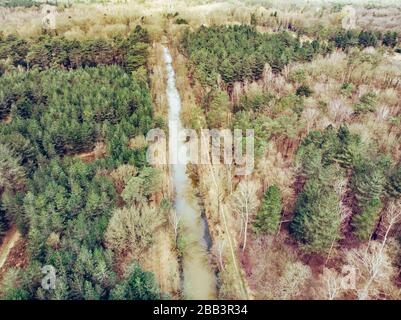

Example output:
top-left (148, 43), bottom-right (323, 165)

top-left (349, 241), bottom-right (393, 300)
top-left (105, 204), bottom-right (164, 258)
top-left (169, 209), bottom-right (181, 245)
top-left (231, 179), bottom-right (260, 251)
top-left (320, 268), bottom-right (342, 300)
top-left (345, 200), bottom-right (401, 300)
top-left (275, 261), bottom-right (312, 300)
top-left (377, 200), bottom-right (401, 247)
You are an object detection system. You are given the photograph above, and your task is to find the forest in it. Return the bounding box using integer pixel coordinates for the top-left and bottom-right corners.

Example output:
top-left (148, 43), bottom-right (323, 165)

top-left (182, 22), bottom-right (401, 252)
top-left (0, 23), bottom-right (165, 299)
top-left (1, 0), bottom-right (401, 302)
top-left (183, 25), bottom-right (399, 88)
top-left (176, 5), bottom-right (401, 299)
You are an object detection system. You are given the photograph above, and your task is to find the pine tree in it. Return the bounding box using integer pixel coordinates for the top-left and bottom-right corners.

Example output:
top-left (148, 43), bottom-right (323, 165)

top-left (253, 185), bottom-right (282, 235)
top-left (382, 31), bottom-right (398, 48)
top-left (295, 84), bottom-right (313, 97)
top-left (26, 43), bottom-right (51, 70)
top-left (1, 133), bottom-right (37, 176)
top-left (0, 201), bottom-right (9, 238)
top-left (331, 30), bottom-right (358, 50)
top-left (0, 61), bottom-right (5, 77)
top-left (358, 31), bottom-right (378, 48)
top-left (110, 263), bottom-right (161, 300)
top-left (2, 192), bottom-right (27, 235)
top-left (386, 164), bottom-right (401, 198)
top-left (352, 198), bottom-right (382, 241)
top-left (0, 144), bottom-right (25, 195)
top-left (290, 171), bottom-right (341, 253)
top-left (335, 124), bottom-right (357, 168)
top-left (320, 125), bottom-right (339, 166)
top-left (219, 59), bottom-right (235, 84)
top-left (298, 144), bottom-right (323, 178)
top-left (352, 160), bottom-right (385, 209)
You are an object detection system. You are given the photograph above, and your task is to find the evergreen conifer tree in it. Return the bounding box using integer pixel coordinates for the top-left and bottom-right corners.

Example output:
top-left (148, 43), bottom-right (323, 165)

top-left (253, 185), bottom-right (282, 235)
top-left (352, 198), bottom-right (382, 241)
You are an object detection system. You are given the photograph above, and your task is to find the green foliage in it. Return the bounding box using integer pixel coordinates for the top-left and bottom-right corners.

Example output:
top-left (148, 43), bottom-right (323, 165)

top-left (42, 247), bottom-right (116, 300)
top-left (183, 25), bottom-right (322, 87)
top-left (353, 92), bottom-right (377, 114)
top-left (232, 111), bottom-right (270, 156)
top-left (2, 156), bottom-right (162, 300)
top-left (0, 61), bottom-right (4, 77)
top-left (297, 125), bottom-right (390, 244)
top-left (331, 29), bottom-right (358, 50)
top-left (0, 66), bottom-right (153, 160)
top-left (386, 164), bottom-right (401, 198)
top-left (382, 31), bottom-right (398, 48)
top-left (165, 11), bottom-right (179, 19)
top-left (110, 263), bottom-right (161, 300)
top-left (297, 124), bottom-right (360, 171)
top-left (206, 90), bottom-right (230, 128)
top-left (0, 200), bottom-right (8, 238)
top-left (272, 94), bottom-right (304, 117)
top-left (340, 82), bottom-right (355, 98)
top-left (2, 191), bottom-right (27, 235)
top-left (296, 40), bottom-right (317, 62)
top-left (360, 92), bottom-right (377, 106)
top-left (24, 159), bottom-right (116, 256)
top-left (0, 0), bottom-right (38, 7)
top-left (295, 85), bottom-right (313, 97)
top-left (289, 68), bottom-right (307, 84)
top-left (291, 124), bottom-right (372, 250)
top-left (0, 27), bottom-right (149, 72)
top-left (250, 12), bottom-right (257, 26)
top-left (290, 170), bottom-right (342, 253)
top-left (122, 167), bottom-right (162, 204)
top-left (352, 198), bottom-right (382, 241)
top-left (0, 143), bottom-right (25, 195)
top-left (349, 154), bottom-right (389, 240)
top-left (0, 24), bottom-right (161, 300)
top-left (0, 133), bottom-right (37, 176)
top-left (298, 143), bottom-right (324, 178)
top-left (358, 30), bottom-right (378, 48)
top-left (235, 90), bottom-right (273, 112)
top-left (351, 157), bottom-right (387, 210)
top-left (336, 124), bottom-right (360, 168)
top-left (175, 18), bottom-right (188, 25)
top-left (0, 268), bottom-right (31, 300)
top-left (330, 29), bottom-right (397, 50)
top-left (253, 185), bottom-right (282, 235)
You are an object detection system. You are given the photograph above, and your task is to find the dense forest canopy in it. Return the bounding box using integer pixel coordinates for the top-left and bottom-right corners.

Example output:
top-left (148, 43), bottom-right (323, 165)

top-left (0, 66), bottom-right (152, 157)
top-left (0, 26), bottom-right (149, 72)
top-left (292, 124), bottom-right (397, 250)
top-left (0, 25), bottom-right (163, 300)
top-left (182, 25), bottom-right (325, 86)
top-left (182, 25), bottom-right (399, 89)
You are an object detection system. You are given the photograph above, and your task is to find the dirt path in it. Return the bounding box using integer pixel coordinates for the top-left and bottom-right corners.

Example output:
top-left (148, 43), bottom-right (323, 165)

top-left (0, 227), bottom-right (21, 270)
